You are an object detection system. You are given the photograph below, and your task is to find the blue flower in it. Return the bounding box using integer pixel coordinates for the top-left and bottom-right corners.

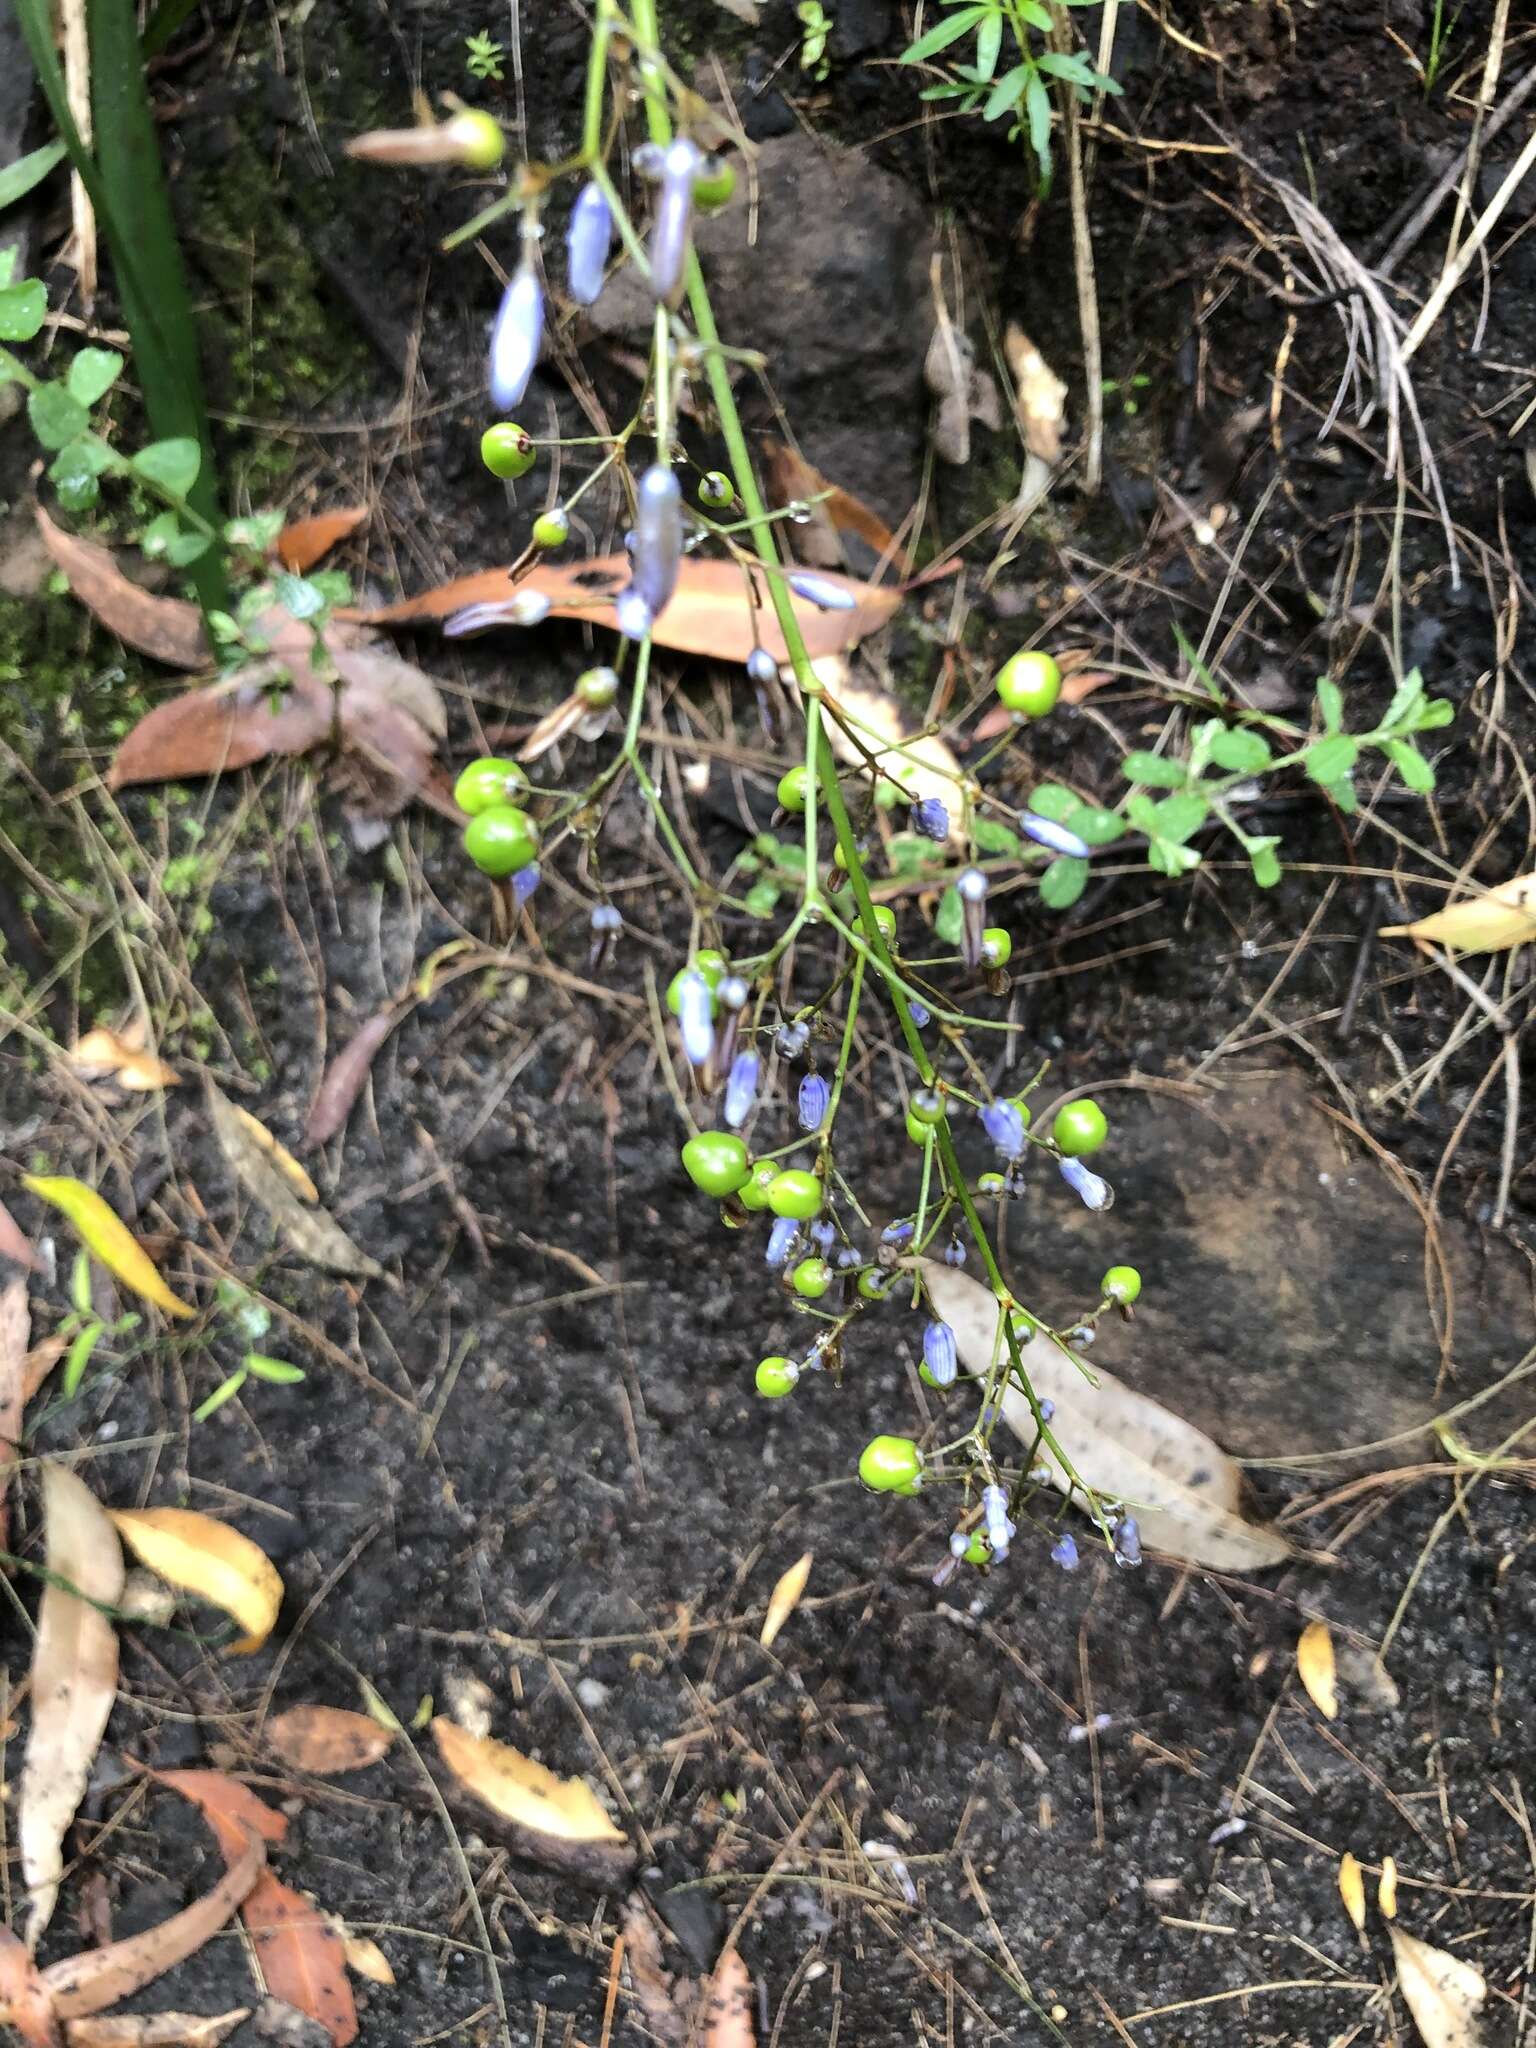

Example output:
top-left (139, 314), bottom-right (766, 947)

top-left (677, 972), bottom-right (714, 1066)
top-left (766, 1216), bottom-right (799, 1267)
top-left (566, 181), bottom-right (612, 305)
top-left (724, 1051), bottom-right (759, 1128)
top-left (746, 647), bottom-right (779, 685)
top-left (511, 863), bottom-right (540, 909)
top-left (787, 571), bottom-right (857, 612)
top-left (981, 1483), bottom-right (1015, 1562)
top-left (632, 464), bottom-right (683, 620)
top-left (649, 137), bottom-right (702, 305)
top-left (798, 1073), bottom-right (830, 1132)
top-left (1051, 1533), bottom-right (1078, 1571)
top-left (908, 1002), bottom-right (930, 1028)
top-left (922, 1320), bottom-right (957, 1387)
top-left (1113, 1515), bottom-right (1142, 1567)
top-left (489, 263), bottom-right (543, 410)
top-left (1059, 1156), bottom-right (1113, 1211)
top-left (980, 1100), bottom-right (1027, 1160)
top-left (1020, 811), bottom-right (1091, 860)
top-left (776, 1019), bottom-right (810, 1059)
top-left (910, 797), bottom-right (949, 841)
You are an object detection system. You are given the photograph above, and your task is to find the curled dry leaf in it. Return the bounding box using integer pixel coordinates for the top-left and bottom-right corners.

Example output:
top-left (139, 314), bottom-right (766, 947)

top-left (432, 1718), bottom-right (624, 1844)
top-left (0, 1275), bottom-right (28, 1552)
top-left (21, 1465), bottom-right (126, 1949)
top-left (760, 1552), bottom-right (813, 1650)
top-left (918, 1261), bottom-right (1291, 1573)
top-left (265, 1706), bottom-right (394, 1777)
top-left (36, 508), bottom-right (209, 670)
top-left (1338, 1852), bottom-right (1367, 1934)
top-left (208, 1085), bottom-right (382, 1280)
top-left (222, 1107), bottom-right (319, 1205)
top-left (303, 1008), bottom-right (409, 1150)
top-left (68, 1028), bottom-right (180, 1092)
top-left (762, 439), bottom-right (901, 570)
top-left (701, 1951), bottom-right (755, 2048)
top-left (22, 1177), bottom-right (195, 1321)
top-left (338, 1938), bottom-right (392, 1988)
top-left (276, 508), bottom-right (368, 574)
top-left (110, 1508), bottom-right (283, 1655)
top-left (1388, 1924), bottom-right (1485, 2048)
top-left (1381, 872), bottom-right (1536, 954)
top-left (1380, 1855), bottom-right (1399, 1920)
top-left (1297, 1619), bottom-right (1340, 1720)
top-left (1004, 324), bottom-right (1069, 464)
top-left (356, 553), bottom-right (901, 666)
top-left (148, 1771), bottom-right (289, 1862)
top-left (618, 1897), bottom-right (689, 2046)
top-left (517, 690), bottom-right (594, 766)
top-left (818, 663), bottom-right (966, 845)
top-left (0, 1925), bottom-right (63, 2048)
top-left (65, 2011), bottom-right (250, 2048)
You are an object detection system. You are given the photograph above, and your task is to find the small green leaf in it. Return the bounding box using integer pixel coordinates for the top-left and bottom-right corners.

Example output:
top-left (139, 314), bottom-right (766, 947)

top-left (983, 63), bottom-right (1029, 120)
top-left (1246, 836), bottom-right (1282, 888)
top-left (1381, 668), bottom-right (1425, 732)
top-left (1150, 792), bottom-right (1208, 844)
top-left (68, 347), bottom-right (123, 406)
top-left (1122, 750), bottom-right (1187, 789)
top-left (1303, 733), bottom-right (1359, 784)
top-left (1146, 839), bottom-right (1201, 877)
top-left (972, 816), bottom-right (1022, 856)
top-left (70, 1247), bottom-right (95, 1316)
top-left (1023, 68), bottom-right (1052, 175)
top-left (27, 382), bottom-right (90, 449)
top-left (132, 436), bottom-right (201, 498)
top-left (276, 572), bottom-right (327, 620)
top-left (974, 7), bottom-right (1002, 79)
top-left (62, 1321), bottom-right (105, 1400)
top-left (1208, 726), bottom-right (1273, 774)
top-left (1315, 677), bottom-right (1344, 731)
top-left (1384, 737), bottom-right (1435, 794)
top-left (1414, 696), bottom-right (1456, 731)
top-left (0, 140), bottom-right (66, 213)
top-left (49, 440), bottom-right (103, 513)
top-left (244, 1353), bottom-right (306, 1384)
top-left (1039, 854), bottom-right (1088, 909)
top-left (935, 884), bottom-right (964, 945)
top-left (1018, 0), bottom-right (1050, 23)
top-left (192, 1369), bottom-right (248, 1423)
top-left (1071, 806), bottom-right (1125, 847)
top-left (1027, 782), bottom-right (1082, 822)
top-left (0, 277), bottom-right (47, 342)
top-left (141, 511), bottom-right (181, 558)
top-left (1316, 777), bottom-right (1358, 815)
top-left (744, 881), bottom-right (780, 919)
top-left (900, 5), bottom-right (988, 63)
top-left (224, 510), bottom-right (285, 550)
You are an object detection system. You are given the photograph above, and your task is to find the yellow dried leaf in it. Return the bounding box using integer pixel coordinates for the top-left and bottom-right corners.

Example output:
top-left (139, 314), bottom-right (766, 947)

top-left (431, 1717), bottom-right (625, 1845)
top-left (69, 1028), bottom-right (180, 1091)
top-left (1381, 871), bottom-right (1536, 954)
top-left (760, 1551), bottom-right (812, 1650)
top-left (1388, 1923), bottom-right (1485, 2048)
top-left (1380, 1854), bottom-right (1399, 1920)
top-left (1338, 1852), bottom-right (1366, 1932)
top-left (22, 1176), bottom-right (195, 1321)
top-left (1004, 323), bottom-right (1069, 464)
top-left (226, 1107), bottom-right (319, 1205)
top-left (340, 1936), bottom-right (394, 1986)
top-left (110, 1508), bottom-right (282, 1654)
top-left (1297, 1618), bottom-right (1339, 1720)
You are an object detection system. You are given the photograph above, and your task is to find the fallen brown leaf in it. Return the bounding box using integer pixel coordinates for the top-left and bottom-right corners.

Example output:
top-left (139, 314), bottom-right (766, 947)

top-left (0, 1927), bottom-right (63, 2048)
top-left (618, 1898), bottom-right (689, 2045)
top-left (701, 1951), bottom-right (755, 2048)
top-left (68, 1027), bottom-right (180, 1092)
top-left (432, 1717), bottom-right (635, 1887)
top-left (759, 1552), bottom-right (812, 1650)
top-left (147, 1771), bottom-right (289, 1863)
top-left (22, 1466), bottom-right (125, 1949)
top-left (1061, 668), bottom-right (1113, 705)
top-left (1004, 324), bottom-right (1069, 463)
top-left (105, 679), bottom-right (330, 792)
top-left (338, 1937), bottom-right (392, 1988)
top-left (303, 1008), bottom-right (409, 1150)
top-left (65, 2010), bottom-right (249, 2048)
top-left (762, 440), bottom-right (901, 571)
top-left (37, 509), bottom-right (209, 670)
top-left (240, 1882), bottom-right (357, 2048)
top-left (276, 509), bottom-right (369, 574)
top-left (0, 1275), bottom-right (27, 1552)
top-left (265, 1706), bottom-right (394, 1777)
top-left (0, 1196), bottom-right (37, 1271)
top-left (208, 1084), bottom-right (383, 1280)
top-left (355, 553), bottom-right (901, 665)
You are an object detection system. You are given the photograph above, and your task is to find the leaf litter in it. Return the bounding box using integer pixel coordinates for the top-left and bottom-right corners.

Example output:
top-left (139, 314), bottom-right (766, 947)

top-left (207, 1085), bottom-right (382, 1279)
top-left (264, 1706), bottom-right (394, 1777)
top-left (110, 1507), bottom-right (283, 1654)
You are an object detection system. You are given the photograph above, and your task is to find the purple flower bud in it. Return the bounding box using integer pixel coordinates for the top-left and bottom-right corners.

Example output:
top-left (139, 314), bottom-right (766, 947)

top-left (590, 904), bottom-right (622, 932)
top-left (787, 571), bottom-right (857, 612)
top-left (980, 1100), bottom-right (1027, 1160)
top-left (880, 1219), bottom-right (915, 1246)
top-left (1208, 1816), bottom-right (1247, 1846)
top-left (1059, 1156), bottom-right (1114, 1211)
top-left (1021, 811), bottom-right (1091, 860)
top-left (810, 1219), bottom-right (836, 1250)
top-left (910, 797), bottom-right (949, 841)
top-left (949, 1531), bottom-right (969, 1558)
top-left (615, 586), bottom-right (654, 641)
top-left (489, 263), bottom-right (543, 410)
top-left (718, 975), bottom-right (749, 1011)
top-left (943, 1239), bottom-right (966, 1267)
top-left (632, 463), bottom-right (683, 620)
top-left (909, 1002), bottom-right (930, 1028)
top-left (955, 866), bottom-right (988, 969)
top-left (724, 1051), bottom-right (759, 1128)
top-left (443, 590), bottom-right (551, 636)
top-left (777, 1019), bottom-right (810, 1059)
top-left (798, 1073), bottom-right (830, 1132)
top-left (922, 1320), bottom-right (957, 1387)
top-left (1038, 1398), bottom-right (1054, 1423)
top-left (1051, 1532), bottom-right (1079, 1571)
top-left (834, 1244), bottom-right (862, 1269)
top-left (1113, 1515), bottom-right (1142, 1567)
top-left (566, 180), bottom-right (612, 305)
top-left (677, 971), bottom-right (714, 1066)
top-left (512, 862), bottom-right (540, 909)
top-left (766, 1216), bottom-right (799, 1267)
top-left (746, 647), bottom-right (779, 685)
top-left (1068, 1324), bottom-right (1096, 1349)
top-left (649, 137), bottom-right (702, 306)
top-left (981, 1483), bottom-right (1015, 1562)
top-left (632, 140), bottom-right (666, 178)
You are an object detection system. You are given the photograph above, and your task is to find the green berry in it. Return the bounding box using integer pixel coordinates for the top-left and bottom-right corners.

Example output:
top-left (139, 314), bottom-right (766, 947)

top-left (695, 949), bottom-right (729, 990)
top-left (455, 756), bottom-right (530, 815)
top-left (577, 665), bottom-right (619, 710)
top-left (981, 927), bottom-right (1012, 968)
top-left (996, 649), bottom-right (1063, 719)
top-left (791, 1256), bottom-right (832, 1300)
top-left (680, 1131), bottom-right (751, 1197)
top-left (531, 506), bottom-right (571, 549)
top-left (745, 882), bottom-right (779, 918)
top-left (666, 956), bottom-right (726, 1017)
top-left (449, 110), bottom-right (506, 170)
top-left (480, 422), bottom-right (536, 479)
top-left (1008, 1096), bottom-right (1032, 1129)
top-left (1053, 1098), bottom-right (1108, 1156)
top-left (906, 1106), bottom-right (934, 1144)
top-left (857, 1267), bottom-right (894, 1300)
top-left (755, 1355), bottom-right (799, 1397)
top-left (463, 804), bottom-right (538, 877)
top-left (777, 765), bottom-right (809, 813)
top-left (858, 1435), bottom-right (923, 1493)
top-left (698, 469), bottom-right (734, 508)
top-left (739, 1160), bottom-right (779, 1212)
top-left (865, 904), bottom-right (897, 942)
top-left (908, 1088), bottom-right (944, 1127)
top-left (1102, 1264), bottom-right (1142, 1305)
top-left (961, 1532), bottom-right (989, 1565)
top-left (977, 1171), bottom-right (1006, 1195)
top-left (766, 1169), bottom-right (821, 1221)
top-left (694, 155), bottom-right (737, 210)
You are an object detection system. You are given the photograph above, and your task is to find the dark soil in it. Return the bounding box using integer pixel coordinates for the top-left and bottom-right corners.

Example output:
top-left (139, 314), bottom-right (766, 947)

top-left (3, 1), bottom-right (1535, 2044)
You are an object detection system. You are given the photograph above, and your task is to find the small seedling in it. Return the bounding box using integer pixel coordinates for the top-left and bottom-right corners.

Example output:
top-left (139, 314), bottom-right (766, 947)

top-left (464, 29), bottom-right (506, 82)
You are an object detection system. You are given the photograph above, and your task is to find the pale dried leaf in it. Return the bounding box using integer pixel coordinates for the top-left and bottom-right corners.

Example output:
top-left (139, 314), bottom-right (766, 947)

top-left (0, 1195), bottom-right (38, 1271)
top-left (517, 691), bottom-right (591, 766)
top-left (1335, 1643), bottom-right (1400, 1713)
top-left (65, 2012), bottom-right (250, 2048)
top-left (701, 1951), bottom-right (755, 2048)
top-left (762, 439), bottom-right (901, 569)
top-left (0, 1275), bottom-right (28, 1551)
top-left (106, 677), bottom-right (331, 791)
top-left (328, 642), bottom-right (446, 740)
top-left (918, 1261), bottom-right (1291, 1572)
top-left (339, 1937), bottom-right (393, 1987)
top-left (208, 1084), bottom-right (382, 1279)
top-left (0, 1925), bottom-right (63, 2048)
top-left (1388, 1924), bottom-right (1485, 2048)
top-left (1380, 1856), bottom-right (1399, 1920)
top-left (619, 1898), bottom-right (689, 2045)
top-left (1381, 872), bottom-right (1536, 954)
top-left (224, 1108), bottom-right (319, 1205)
top-left (432, 1718), bottom-right (625, 1844)
top-left (1338, 1852), bottom-right (1366, 1933)
top-left (37, 509), bottom-right (209, 669)
top-left (821, 668), bottom-right (966, 845)
top-left (265, 1706), bottom-right (394, 1776)
top-left (110, 1507), bottom-right (283, 1655)
top-left (68, 1027), bottom-right (180, 1091)
top-left (1297, 1619), bottom-right (1339, 1720)
top-left (1004, 324), bottom-right (1069, 463)
top-left (22, 1464), bottom-right (125, 1948)
top-left (760, 1552), bottom-right (812, 1649)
